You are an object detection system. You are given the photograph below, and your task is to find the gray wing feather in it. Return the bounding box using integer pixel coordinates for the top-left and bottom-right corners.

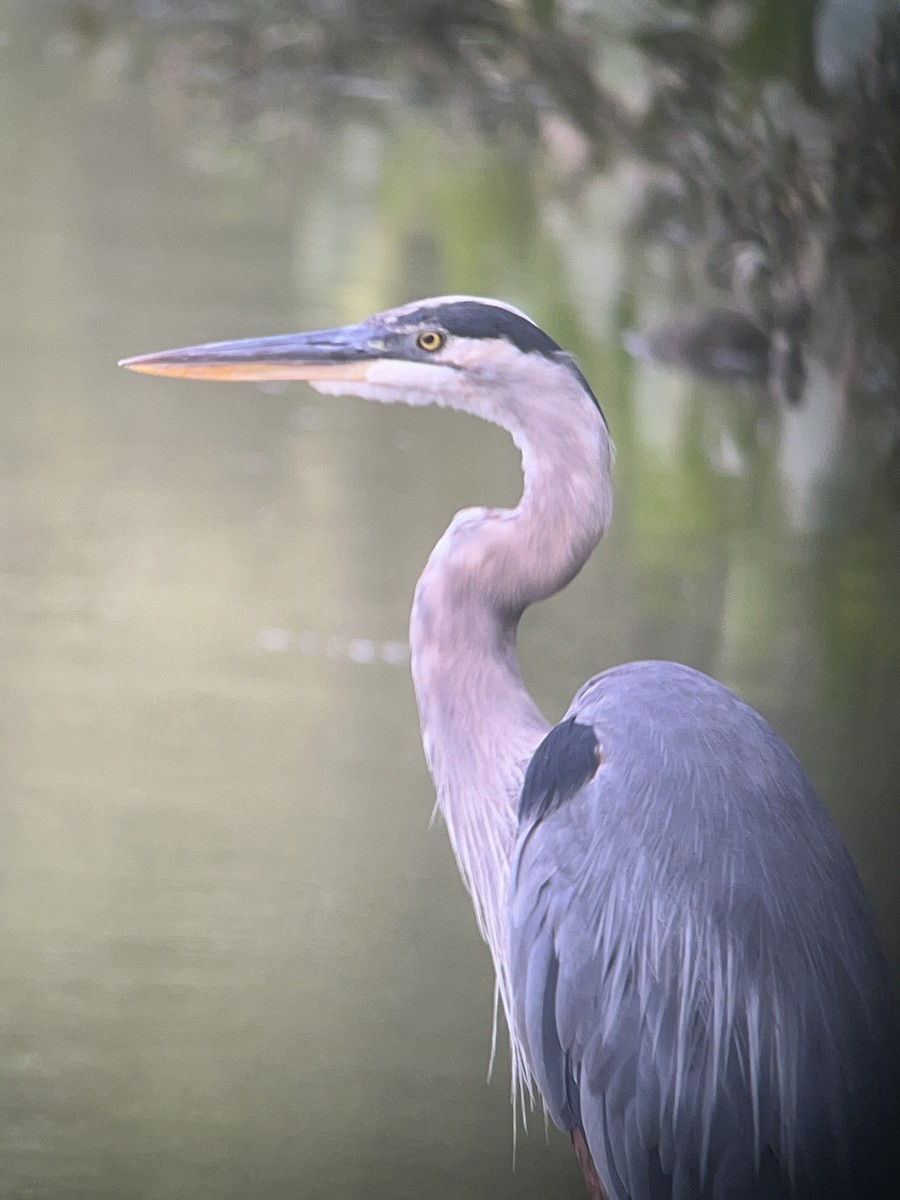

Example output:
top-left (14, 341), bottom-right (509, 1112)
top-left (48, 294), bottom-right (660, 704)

top-left (509, 662), bottom-right (900, 1200)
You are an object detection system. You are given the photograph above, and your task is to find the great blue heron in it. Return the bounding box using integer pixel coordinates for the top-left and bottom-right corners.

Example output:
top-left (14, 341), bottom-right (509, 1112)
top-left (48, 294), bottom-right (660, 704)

top-left (121, 297), bottom-right (899, 1200)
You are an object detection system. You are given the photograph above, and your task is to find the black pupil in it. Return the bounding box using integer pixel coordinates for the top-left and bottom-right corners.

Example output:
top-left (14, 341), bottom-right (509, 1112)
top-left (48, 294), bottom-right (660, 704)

top-left (421, 332), bottom-right (441, 349)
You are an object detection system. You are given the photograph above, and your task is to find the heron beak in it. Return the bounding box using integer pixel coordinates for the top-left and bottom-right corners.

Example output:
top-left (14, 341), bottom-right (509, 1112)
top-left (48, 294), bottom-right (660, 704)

top-left (118, 325), bottom-right (378, 383)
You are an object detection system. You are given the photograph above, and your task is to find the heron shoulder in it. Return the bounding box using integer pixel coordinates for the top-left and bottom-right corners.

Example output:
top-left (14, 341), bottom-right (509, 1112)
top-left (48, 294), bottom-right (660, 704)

top-left (565, 659), bottom-right (818, 826)
top-left (508, 658), bottom-right (900, 1199)
top-left (518, 716), bottom-right (602, 824)
top-left (517, 658), bottom-right (870, 937)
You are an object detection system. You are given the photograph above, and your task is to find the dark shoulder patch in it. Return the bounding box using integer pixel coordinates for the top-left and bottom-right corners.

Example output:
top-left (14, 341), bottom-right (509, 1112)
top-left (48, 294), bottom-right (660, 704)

top-left (407, 301), bottom-right (564, 358)
top-left (519, 718), bottom-right (601, 824)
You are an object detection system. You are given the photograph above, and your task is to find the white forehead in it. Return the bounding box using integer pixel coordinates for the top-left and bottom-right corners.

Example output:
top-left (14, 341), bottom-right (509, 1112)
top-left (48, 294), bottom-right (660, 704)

top-left (382, 295), bottom-right (535, 324)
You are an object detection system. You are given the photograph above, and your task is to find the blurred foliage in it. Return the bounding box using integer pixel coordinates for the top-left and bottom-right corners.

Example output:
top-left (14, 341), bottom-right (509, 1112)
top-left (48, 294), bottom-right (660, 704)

top-left (31, 1), bottom-right (899, 452)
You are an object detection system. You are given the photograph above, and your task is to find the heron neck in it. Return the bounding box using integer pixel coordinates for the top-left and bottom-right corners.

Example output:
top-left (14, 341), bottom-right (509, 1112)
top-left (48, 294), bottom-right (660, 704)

top-left (409, 399), bottom-right (612, 1031)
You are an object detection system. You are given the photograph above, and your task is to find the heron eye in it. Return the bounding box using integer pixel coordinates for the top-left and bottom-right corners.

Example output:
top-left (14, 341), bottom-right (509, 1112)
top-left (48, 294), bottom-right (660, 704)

top-left (416, 330), bottom-right (445, 352)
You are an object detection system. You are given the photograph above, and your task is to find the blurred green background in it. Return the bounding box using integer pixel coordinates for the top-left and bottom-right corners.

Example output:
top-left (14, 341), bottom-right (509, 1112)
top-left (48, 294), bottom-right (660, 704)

top-left (0, 1), bottom-right (898, 1197)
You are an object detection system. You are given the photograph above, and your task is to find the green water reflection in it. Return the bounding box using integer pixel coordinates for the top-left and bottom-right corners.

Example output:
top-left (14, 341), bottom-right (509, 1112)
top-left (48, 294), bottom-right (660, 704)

top-left (0, 4), bottom-right (897, 1199)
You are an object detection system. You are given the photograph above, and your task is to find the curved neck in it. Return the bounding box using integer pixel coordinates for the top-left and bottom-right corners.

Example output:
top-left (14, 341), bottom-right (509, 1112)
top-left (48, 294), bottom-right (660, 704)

top-left (408, 372), bottom-right (612, 1071)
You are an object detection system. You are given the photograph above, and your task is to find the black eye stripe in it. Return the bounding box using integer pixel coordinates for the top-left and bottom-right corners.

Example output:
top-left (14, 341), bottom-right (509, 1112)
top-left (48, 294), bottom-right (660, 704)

top-left (387, 301), bottom-right (606, 425)
top-left (405, 302), bottom-right (561, 357)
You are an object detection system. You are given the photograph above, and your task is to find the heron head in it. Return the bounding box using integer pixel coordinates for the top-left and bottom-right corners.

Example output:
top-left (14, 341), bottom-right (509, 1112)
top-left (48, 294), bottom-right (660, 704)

top-left (120, 296), bottom-right (606, 430)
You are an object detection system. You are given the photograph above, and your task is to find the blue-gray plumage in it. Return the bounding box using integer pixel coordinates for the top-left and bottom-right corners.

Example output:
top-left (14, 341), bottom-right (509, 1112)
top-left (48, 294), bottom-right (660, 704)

top-left (511, 662), bottom-right (898, 1198)
top-left (121, 296), bottom-right (900, 1200)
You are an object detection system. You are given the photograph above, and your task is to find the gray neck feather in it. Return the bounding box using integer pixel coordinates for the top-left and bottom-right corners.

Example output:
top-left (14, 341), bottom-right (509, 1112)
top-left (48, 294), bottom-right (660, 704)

top-left (408, 359), bottom-right (613, 1095)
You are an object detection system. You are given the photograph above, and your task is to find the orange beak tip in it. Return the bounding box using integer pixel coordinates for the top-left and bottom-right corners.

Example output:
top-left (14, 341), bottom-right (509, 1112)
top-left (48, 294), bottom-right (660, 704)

top-left (117, 357), bottom-right (373, 383)
top-left (119, 357), bottom-right (161, 375)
